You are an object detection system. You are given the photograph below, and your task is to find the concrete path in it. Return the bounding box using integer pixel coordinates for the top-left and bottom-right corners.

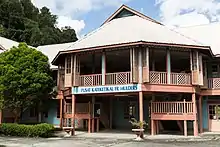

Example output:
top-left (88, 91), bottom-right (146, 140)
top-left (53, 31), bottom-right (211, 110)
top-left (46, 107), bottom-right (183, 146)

top-left (1, 131), bottom-right (220, 147)
top-left (0, 137), bottom-right (220, 147)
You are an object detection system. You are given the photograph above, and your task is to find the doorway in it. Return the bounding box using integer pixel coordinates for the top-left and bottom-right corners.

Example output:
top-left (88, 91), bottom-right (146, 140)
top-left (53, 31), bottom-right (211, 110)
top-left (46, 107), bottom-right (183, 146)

top-left (209, 104), bottom-right (220, 132)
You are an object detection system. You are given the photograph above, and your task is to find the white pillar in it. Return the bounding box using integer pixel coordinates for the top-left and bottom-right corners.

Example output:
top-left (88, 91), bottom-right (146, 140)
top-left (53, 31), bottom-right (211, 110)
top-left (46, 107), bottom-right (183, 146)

top-left (102, 51), bottom-right (106, 85)
top-left (166, 49), bottom-right (171, 84)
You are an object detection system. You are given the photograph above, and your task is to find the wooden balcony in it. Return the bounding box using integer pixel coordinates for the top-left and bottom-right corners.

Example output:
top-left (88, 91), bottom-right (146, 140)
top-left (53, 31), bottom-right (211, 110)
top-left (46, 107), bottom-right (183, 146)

top-left (77, 71), bottom-right (191, 87)
top-left (208, 78), bottom-right (220, 89)
top-left (150, 71), bottom-right (191, 85)
top-left (79, 72), bottom-right (131, 86)
top-left (151, 101), bottom-right (195, 120)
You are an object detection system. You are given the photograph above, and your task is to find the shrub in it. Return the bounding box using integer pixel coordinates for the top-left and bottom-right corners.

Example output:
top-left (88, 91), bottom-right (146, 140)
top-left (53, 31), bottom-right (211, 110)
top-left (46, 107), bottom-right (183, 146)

top-left (0, 123), bottom-right (54, 138)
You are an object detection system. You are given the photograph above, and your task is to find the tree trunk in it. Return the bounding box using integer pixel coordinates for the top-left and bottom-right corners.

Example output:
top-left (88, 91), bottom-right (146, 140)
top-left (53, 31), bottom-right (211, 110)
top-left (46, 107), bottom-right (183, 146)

top-left (13, 109), bottom-right (21, 123)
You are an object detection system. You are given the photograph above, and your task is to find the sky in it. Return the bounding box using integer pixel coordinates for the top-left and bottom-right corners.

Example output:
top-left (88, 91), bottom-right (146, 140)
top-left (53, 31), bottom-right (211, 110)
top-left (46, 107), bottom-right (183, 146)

top-left (32, 0), bottom-right (220, 37)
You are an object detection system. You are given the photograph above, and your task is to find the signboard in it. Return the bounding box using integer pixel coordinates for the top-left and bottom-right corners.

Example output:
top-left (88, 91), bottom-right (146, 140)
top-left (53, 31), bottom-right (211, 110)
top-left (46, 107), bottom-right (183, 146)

top-left (72, 84), bottom-right (141, 95)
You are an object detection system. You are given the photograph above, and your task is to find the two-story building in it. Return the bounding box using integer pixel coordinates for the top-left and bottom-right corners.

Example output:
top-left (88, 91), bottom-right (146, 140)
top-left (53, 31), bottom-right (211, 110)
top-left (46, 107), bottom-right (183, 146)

top-left (51, 5), bottom-right (218, 136)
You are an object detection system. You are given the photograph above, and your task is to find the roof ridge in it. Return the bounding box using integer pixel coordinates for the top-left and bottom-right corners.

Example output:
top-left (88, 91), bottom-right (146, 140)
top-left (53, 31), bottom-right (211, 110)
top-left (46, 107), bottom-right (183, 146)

top-left (164, 26), bottom-right (205, 45)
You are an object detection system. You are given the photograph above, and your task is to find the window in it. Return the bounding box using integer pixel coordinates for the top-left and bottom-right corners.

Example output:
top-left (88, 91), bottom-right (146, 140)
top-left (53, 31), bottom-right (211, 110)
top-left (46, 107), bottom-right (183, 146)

top-left (66, 56), bottom-right (71, 73)
top-left (209, 105), bottom-right (220, 120)
top-left (124, 101), bottom-right (135, 119)
top-left (212, 65), bottom-right (218, 78)
top-left (30, 107), bottom-right (37, 117)
top-left (57, 101), bottom-right (60, 118)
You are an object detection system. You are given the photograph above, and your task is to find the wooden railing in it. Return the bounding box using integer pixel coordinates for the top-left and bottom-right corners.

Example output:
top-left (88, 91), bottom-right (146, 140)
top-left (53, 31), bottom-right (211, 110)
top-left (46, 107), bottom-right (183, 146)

top-left (208, 78), bottom-right (220, 89)
top-left (79, 74), bottom-right (102, 86)
top-left (150, 71), bottom-right (191, 85)
top-left (150, 71), bottom-right (167, 84)
top-left (106, 72), bottom-right (131, 85)
top-left (151, 101), bottom-right (194, 114)
top-left (170, 73), bottom-right (191, 85)
top-left (79, 72), bottom-right (131, 86)
top-left (77, 71), bottom-right (191, 87)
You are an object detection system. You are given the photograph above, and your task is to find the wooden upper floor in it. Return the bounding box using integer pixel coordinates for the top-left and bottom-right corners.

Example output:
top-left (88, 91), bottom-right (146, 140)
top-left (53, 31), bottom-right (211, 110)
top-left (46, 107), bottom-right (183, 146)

top-left (54, 44), bottom-right (217, 93)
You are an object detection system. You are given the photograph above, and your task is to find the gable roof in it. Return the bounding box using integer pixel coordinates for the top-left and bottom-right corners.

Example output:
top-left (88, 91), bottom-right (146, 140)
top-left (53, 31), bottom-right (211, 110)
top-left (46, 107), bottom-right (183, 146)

top-left (175, 22), bottom-right (220, 56)
top-left (102, 5), bottom-right (162, 25)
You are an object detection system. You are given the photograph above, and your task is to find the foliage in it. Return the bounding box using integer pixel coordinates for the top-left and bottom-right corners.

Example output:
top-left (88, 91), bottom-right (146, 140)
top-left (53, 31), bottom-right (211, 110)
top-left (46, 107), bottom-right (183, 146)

top-left (0, 43), bottom-right (54, 122)
top-left (0, 0), bottom-right (78, 46)
top-left (129, 118), bottom-right (147, 129)
top-left (0, 123), bottom-right (55, 137)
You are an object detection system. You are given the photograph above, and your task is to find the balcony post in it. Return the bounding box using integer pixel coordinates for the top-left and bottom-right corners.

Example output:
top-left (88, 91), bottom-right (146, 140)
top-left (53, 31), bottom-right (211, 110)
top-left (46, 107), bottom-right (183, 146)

top-left (199, 95), bottom-right (203, 133)
top-left (166, 49), bottom-right (171, 84)
top-left (71, 94), bottom-right (76, 135)
top-left (138, 49), bottom-right (143, 83)
top-left (59, 91), bottom-right (63, 128)
top-left (101, 51), bottom-right (106, 85)
top-left (192, 93), bottom-right (198, 136)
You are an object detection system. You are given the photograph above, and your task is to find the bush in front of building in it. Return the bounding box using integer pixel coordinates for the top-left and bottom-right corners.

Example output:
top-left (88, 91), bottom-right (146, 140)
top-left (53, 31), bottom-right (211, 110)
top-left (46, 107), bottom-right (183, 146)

top-left (0, 123), bottom-right (55, 138)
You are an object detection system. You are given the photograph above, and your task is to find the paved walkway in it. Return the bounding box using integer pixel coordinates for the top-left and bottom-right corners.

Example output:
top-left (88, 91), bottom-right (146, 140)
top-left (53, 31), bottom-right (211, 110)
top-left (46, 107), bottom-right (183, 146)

top-left (0, 136), bottom-right (220, 147)
top-left (1, 131), bottom-right (220, 147)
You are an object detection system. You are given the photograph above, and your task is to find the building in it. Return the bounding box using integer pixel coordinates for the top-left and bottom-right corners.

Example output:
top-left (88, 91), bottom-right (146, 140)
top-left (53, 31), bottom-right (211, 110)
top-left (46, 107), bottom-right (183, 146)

top-left (2, 5), bottom-right (220, 136)
top-left (50, 5), bottom-right (220, 136)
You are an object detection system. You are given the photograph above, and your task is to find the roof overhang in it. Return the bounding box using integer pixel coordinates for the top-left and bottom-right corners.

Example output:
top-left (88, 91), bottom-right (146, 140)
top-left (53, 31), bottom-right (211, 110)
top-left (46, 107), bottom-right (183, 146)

top-left (52, 41), bottom-right (211, 65)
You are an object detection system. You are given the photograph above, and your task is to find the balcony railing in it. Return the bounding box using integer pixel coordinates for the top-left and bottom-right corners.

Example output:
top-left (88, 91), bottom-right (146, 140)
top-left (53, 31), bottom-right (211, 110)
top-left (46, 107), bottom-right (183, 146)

top-left (77, 71), bottom-right (191, 87)
top-left (106, 72), bottom-right (131, 85)
top-left (208, 78), bottom-right (220, 89)
top-left (79, 72), bottom-right (131, 86)
top-left (151, 101), bottom-right (194, 114)
top-left (79, 74), bottom-right (102, 86)
top-left (150, 71), bottom-right (191, 85)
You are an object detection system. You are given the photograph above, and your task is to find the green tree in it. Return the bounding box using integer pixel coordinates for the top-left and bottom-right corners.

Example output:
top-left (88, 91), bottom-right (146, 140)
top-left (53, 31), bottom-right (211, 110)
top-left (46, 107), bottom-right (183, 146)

top-left (0, 0), bottom-right (78, 46)
top-left (0, 43), bottom-right (54, 122)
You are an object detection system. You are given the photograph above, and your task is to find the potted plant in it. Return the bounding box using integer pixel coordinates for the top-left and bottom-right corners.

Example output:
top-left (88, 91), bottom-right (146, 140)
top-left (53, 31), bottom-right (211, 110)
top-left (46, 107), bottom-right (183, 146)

top-left (129, 118), bottom-right (147, 140)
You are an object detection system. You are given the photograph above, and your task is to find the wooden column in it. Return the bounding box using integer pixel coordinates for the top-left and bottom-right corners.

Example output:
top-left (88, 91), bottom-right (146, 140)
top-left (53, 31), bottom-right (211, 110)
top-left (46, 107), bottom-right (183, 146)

top-left (151, 94), bottom-right (155, 135)
top-left (139, 91), bottom-right (144, 137)
top-left (110, 98), bottom-right (113, 129)
top-left (96, 118), bottom-right (100, 132)
top-left (139, 92), bottom-right (144, 123)
top-left (152, 50), bottom-right (155, 71)
top-left (63, 99), bottom-right (66, 127)
top-left (71, 94), bottom-right (76, 135)
top-left (183, 99), bottom-right (187, 136)
top-left (0, 110), bottom-right (2, 124)
top-left (166, 49), bottom-right (171, 84)
top-left (138, 49), bottom-right (143, 83)
top-left (199, 95), bottom-right (203, 133)
top-left (88, 102), bottom-right (91, 133)
top-left (151, 119), bottom-right (155, 135)
top-left (59, 91), bottom-right (63, 128)
top-left (102, 51), bottom-right (106, 85)
top-left (184, 120), bottom-right (187, 136)
top-left (192, 93), bottom-right (198, 136)
top-left (92, 96), bottom-right (95, 133)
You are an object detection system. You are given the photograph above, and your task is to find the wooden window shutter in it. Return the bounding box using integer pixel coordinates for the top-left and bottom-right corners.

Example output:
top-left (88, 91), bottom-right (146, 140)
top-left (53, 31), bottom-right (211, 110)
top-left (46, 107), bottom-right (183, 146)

top-left (191, 51), bottom-right (199, 85)
top-left (142, 48), bottom-right (149, 83)
top-left (64, 55), bottom-right (73, 87)
top-left (130, 48), bottom-right (139, 83)
top-left (73, 54), bottom-right (80, 86)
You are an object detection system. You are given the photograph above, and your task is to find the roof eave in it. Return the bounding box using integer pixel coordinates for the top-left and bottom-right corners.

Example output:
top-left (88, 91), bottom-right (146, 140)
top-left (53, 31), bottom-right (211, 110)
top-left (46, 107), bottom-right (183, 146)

top-left (52, 41), bottom-right (211, 66)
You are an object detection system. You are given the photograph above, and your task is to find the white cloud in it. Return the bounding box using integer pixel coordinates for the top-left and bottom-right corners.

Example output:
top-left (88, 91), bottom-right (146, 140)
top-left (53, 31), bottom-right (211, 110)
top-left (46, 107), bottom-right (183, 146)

top-left (57, 16), bottom-right (85, 35)
top-left (32, 0), bottom-right (131, 34)
top-left (155, 0), bottom-right (220, 27)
